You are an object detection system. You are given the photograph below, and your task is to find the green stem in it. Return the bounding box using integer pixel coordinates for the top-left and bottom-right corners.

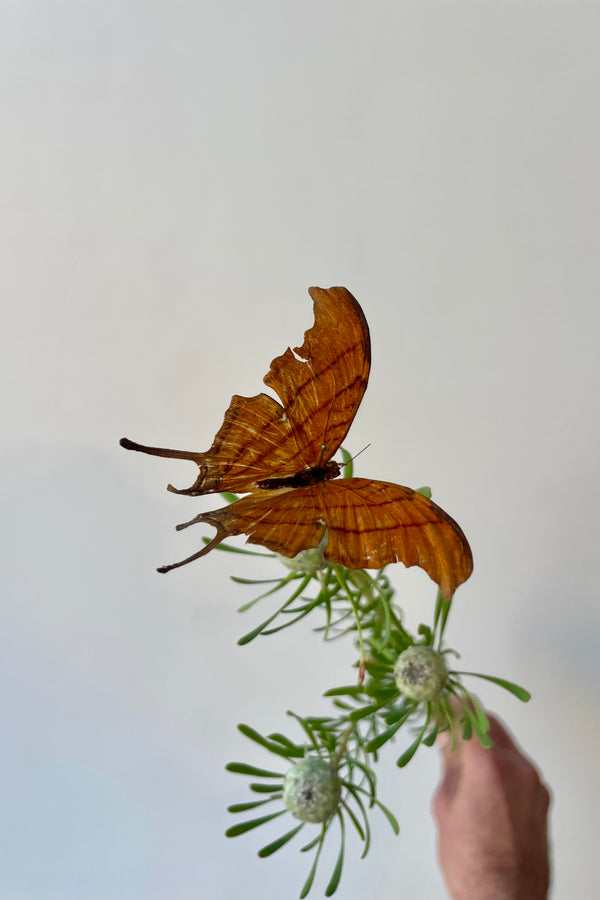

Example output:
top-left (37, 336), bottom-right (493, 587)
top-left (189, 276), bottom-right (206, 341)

top-left (433, 589), bottom-right (453, 648)
top-left (333, 720), bottom-right (355, 768)
top-left (351, 568), bottom-right (412, 646)
top-left (333, 566), bottom-right (366, 682)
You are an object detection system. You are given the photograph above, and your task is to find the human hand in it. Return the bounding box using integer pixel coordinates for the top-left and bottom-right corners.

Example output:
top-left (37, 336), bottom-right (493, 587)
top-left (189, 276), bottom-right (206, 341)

top-left (432, 710), bottom-right (551, 900)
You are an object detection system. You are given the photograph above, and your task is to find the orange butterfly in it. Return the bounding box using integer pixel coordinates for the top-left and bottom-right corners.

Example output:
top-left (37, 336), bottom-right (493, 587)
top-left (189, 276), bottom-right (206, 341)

top-left (120, 287), bottom-right (472, 599)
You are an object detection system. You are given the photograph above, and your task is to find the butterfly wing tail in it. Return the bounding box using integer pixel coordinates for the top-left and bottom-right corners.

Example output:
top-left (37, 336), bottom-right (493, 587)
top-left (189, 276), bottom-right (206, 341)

top-left (159, 490), bottom-right (329, 571)
top-left (120, 437), bottom-right (200, 461)
top-left (120, 437), bottom-right (223, 495)
top-left (156, 510), bottom-right (231, 573)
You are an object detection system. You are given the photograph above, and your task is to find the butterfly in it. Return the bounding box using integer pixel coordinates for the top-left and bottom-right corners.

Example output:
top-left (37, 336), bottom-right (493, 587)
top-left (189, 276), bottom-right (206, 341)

top-left (120, 286), bottom-right (473, 599)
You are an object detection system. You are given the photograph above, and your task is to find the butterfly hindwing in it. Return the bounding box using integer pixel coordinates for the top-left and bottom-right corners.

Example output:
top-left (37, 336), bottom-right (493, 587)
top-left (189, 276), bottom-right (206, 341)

top-left (158, 477), bottom-right (472, 600)
top-left (318, 478), bottom-right (473, 599)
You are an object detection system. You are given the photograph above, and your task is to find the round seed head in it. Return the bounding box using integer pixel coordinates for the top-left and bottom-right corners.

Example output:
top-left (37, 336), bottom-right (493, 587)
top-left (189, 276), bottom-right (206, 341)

top-left (393, 646), bottom-right (448, 701)
top-left (283, 758), bottom-right (341, 823)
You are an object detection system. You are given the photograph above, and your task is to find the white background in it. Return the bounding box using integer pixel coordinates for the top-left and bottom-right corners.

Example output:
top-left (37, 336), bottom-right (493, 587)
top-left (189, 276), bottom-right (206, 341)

top-left (2, 2), bottom-right (599, 898)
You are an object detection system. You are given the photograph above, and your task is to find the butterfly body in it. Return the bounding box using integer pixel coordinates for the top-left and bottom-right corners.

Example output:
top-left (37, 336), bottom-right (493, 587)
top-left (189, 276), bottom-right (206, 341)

top-left (121, 286), bottom-right (473, 598)
top-left (257, 461), bottom-right (341, 490)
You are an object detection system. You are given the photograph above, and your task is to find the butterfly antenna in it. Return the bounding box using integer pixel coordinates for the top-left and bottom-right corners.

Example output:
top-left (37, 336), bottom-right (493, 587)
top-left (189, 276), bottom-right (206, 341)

top-left (347, 443), bottom-right (371, 463)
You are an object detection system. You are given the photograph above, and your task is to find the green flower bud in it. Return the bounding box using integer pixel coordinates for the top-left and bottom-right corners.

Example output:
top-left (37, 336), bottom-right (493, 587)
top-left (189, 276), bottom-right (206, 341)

top-left (276, 536), bottom-right (327, 574)
top-left (283, 758), bottom-right (341, 823)
top-left (393, 646), bottom-right (448, 701)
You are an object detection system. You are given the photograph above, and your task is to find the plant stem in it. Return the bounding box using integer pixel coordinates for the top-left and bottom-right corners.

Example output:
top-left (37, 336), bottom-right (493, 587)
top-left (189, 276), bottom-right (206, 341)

top-left (333, 720), bottom-right (356, 767)
top-left (333, 566), bottom-right (366, 682)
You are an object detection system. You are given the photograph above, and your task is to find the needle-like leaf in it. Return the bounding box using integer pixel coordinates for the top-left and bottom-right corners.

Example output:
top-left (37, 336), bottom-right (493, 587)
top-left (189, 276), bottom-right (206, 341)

top-left (237, 723), bottom-right (302, 758)
top-left (258, 822), bottom-right (305, 857)
top-left (453, 671), bottom-right (531, 702)
top-left (225, 808), bottom-right (287, 837)
top-left (299, 826), bottom-right (326, 898)
top-left (324, 813), bottom-right (345, 896)
top-left (226, 762), bottom-right (284, 778)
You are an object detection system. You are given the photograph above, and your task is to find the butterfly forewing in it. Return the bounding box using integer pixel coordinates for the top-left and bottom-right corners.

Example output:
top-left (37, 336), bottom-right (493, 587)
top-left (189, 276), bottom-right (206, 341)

top-left (263, 287), bottom-right (370, 468)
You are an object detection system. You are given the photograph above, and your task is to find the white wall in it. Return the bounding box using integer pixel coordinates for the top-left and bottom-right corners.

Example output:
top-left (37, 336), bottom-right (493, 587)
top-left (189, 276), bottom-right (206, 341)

top-left (2, 2), bottom-right (599, 898)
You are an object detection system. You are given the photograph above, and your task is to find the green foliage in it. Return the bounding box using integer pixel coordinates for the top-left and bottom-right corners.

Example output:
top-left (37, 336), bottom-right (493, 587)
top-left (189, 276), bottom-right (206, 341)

top-left (216, 478), bottom-right (529, 896)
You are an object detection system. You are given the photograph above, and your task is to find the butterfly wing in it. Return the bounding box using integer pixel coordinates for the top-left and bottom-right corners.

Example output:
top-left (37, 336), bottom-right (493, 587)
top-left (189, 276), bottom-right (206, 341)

top-left (120, 286), bottom-right (370, 494)
top-left (264, 286), bottom-right (371, 467)
top-left (121, 392), bottom-right (296, 495)
top-left (160, 477), bottom-right (472, 599)
top-left (155, 487), bottom-right (327, 573)
top-left (318, 478), bottom-right (473, 599)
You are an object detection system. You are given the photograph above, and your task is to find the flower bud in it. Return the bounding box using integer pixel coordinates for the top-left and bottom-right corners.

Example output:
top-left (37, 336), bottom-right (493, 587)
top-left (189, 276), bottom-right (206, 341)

top-left (393, 646), bottom-right (448, 701)
top-left (283, 758), bottom-right (341, 823)
top-left (276, 540), bottom-right (327, 574)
